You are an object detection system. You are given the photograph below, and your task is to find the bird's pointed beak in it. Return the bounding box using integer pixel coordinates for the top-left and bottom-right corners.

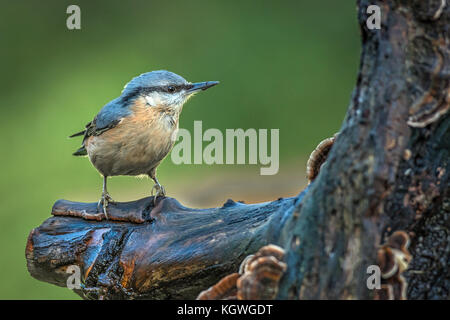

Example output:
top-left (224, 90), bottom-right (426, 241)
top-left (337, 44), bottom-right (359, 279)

top-left (187, 81), bottom-right (219, 93)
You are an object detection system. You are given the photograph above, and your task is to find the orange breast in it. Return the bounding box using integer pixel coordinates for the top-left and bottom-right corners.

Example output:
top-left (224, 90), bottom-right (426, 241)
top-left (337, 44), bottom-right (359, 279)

top-left (86, 98), bottom-right (179, 176)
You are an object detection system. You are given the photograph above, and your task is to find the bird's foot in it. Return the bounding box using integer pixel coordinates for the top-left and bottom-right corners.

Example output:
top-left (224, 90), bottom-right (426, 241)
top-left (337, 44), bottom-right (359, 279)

top-left (97, 192), bottom-right (115, 219)
top-left (151, 183), bottom-right (166, 205)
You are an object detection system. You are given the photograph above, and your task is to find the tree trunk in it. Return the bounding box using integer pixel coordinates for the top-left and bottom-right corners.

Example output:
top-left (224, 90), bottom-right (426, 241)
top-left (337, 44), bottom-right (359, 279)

top-left (25, 0), bottom-right (449, 300)
top-left (276, 0), bottom-right (449, 300)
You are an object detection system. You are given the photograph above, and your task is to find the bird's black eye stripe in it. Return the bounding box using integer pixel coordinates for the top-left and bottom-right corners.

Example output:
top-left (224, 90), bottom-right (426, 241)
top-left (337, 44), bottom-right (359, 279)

top-left (165, 84), bottom-right (193, 93)
top-left (130, 84), bottom-right (192, 99)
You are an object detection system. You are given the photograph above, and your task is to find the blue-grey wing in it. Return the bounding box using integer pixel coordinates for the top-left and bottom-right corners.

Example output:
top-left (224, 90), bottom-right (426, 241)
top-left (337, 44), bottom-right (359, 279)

top-left (94, 98), bottom-right (130, 130)
top-left (70, 97), bottom-right (132, 145)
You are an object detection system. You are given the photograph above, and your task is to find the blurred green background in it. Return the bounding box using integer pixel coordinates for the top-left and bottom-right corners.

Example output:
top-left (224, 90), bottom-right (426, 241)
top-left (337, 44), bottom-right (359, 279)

top-left (0, 0), bottom-right (360, 299)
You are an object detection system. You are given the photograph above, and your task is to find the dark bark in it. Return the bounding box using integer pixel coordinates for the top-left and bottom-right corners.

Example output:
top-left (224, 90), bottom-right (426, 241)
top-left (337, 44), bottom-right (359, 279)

top-left (276, 0), bottom-right (449, 299)
top-left (25, 0), bottom-right (449, 299)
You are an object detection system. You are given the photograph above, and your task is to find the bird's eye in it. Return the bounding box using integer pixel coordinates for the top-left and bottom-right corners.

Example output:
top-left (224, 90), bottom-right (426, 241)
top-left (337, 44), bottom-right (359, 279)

top-left (167, 86), bottom-right (176, 93)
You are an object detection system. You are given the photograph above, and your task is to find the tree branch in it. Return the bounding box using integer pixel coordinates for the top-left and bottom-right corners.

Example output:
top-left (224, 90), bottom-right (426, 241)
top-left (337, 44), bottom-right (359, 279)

top-left (26, 190), bottom-right (309, 299)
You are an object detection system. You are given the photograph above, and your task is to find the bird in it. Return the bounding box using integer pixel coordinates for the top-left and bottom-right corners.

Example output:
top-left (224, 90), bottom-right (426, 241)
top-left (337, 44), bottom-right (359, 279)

top-left (70, 70), bottom-right (219, 218)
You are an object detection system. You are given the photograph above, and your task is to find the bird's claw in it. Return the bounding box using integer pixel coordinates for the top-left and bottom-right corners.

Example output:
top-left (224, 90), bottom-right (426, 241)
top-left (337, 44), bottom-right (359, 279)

top-left (97, 192), bottom-right (115, 219)
top-left (151, 183), bottom-right (166, 205)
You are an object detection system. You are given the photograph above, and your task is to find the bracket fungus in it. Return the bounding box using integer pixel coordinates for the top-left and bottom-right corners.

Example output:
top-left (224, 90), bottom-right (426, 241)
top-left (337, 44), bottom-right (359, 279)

top-left (375, 231), bottom-right (412, 300)
top-left (406, 31), bottom-right (449, 128)
top-left (196, 244), bottom-right (287, 300)
top-left (237, 244), bottom-right (286, 300)
top-left (196, 273), bottom-right (240, 300)
top-left (306, 133), bottom-right (338, 183)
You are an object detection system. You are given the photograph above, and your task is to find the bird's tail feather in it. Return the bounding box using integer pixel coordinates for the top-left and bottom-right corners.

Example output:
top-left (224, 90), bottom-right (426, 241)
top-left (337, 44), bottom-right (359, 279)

top-left (73, 146), bottom-right (88, 156)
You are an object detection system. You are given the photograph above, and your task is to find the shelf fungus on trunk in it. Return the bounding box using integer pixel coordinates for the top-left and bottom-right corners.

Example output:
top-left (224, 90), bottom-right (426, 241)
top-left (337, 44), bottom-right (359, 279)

top-left (375, 231), bottom-right (412, 300)
top-left (237, 244), bottom-right (287, 300)
top-left (197, 244), bottom-right (287, 300)
top-left (196, 273), bottom-right (240, 300)
top-left (405, 15), bottom-right (449, 129)
top-left (306, 133), bottom-right (338, 183)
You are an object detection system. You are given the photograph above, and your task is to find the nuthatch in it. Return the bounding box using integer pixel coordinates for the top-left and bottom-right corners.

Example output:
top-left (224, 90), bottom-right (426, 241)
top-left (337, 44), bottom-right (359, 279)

top-left (70, 70), bottom-right (219, 217)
